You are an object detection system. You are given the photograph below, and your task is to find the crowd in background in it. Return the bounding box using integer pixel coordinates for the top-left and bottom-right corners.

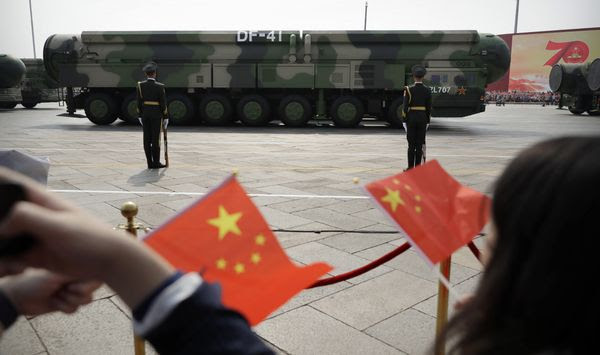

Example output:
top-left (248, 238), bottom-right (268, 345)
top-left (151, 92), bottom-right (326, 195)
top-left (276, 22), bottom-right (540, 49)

top-left (485, 91), bottom-right (560, 105)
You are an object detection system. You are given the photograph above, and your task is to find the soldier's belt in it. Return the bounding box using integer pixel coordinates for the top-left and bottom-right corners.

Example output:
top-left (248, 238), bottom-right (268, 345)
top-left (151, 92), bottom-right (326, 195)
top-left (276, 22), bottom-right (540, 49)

top-left (143, 101), bottom-right (160, 106)
top-left (409, 106), bottom-right (427, 111)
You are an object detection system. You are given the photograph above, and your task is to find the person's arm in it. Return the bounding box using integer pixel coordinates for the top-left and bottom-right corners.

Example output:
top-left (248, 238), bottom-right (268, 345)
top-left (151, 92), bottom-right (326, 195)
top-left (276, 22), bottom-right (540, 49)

top-left (425, 89), bottom-right (432, 124)
top-left (136, 82), bottom-right (143, 125)
top-left (402, 86), bottom-right (410, 122)
top-left (0, 167), bottom-right (273, 353)
top-left (0, 269), bottom-right (99, 334)
top-left (160, 86), bottom-right (169, 128)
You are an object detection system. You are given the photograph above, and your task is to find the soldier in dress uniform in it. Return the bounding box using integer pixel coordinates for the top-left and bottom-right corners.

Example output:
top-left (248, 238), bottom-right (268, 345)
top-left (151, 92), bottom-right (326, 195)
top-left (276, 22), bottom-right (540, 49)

top-left (137, 62), bottom-right (169, 169)
top-left (402, 65), bottom-right (432, 170)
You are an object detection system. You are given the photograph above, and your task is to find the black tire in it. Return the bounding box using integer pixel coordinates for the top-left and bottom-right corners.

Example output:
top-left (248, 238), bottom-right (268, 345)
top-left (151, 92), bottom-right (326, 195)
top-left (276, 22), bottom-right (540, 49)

top-left (119, 92), bottom-right (139, 124)
top-left (568, 107), bottom-right (584, 115)
top-left (278, 95), bottom-right (312, 127)
top-left (168, 93), bottom-right (196, 125)
top-left (386, 97), bottom-right (404, 128)
top-left (199, 94), bottom-right (233, 125)
top-left (330, 96), bottom-right (364, 128)
top-left (237, 94), bottom-right (271, 126)
top-left (0, 102), bottom-right (18, 109)
top-left (21, 101), bottom-right (38, 109)
top-left (587, 110), bottom-right (600, 116)
top-left (84, 93), bottom-right (118, 125)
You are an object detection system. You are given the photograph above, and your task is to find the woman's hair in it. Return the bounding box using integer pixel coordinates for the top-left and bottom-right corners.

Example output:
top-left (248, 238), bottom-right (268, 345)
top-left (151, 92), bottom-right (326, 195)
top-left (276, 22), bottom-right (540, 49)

top-left (438, 136), bottom-right (600, 355)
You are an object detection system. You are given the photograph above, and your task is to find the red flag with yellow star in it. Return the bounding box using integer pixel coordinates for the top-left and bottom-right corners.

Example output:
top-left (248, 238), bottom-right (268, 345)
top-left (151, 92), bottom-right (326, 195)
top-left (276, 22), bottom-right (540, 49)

top-left (144, 176), bottom-right (332, 325)
top-left (365, 160), bottom-right (490, 265)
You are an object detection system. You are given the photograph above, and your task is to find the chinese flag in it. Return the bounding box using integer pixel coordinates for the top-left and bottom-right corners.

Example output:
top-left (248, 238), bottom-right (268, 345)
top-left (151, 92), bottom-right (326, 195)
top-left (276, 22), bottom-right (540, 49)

top-left (144, 176), bottom-right (332, 325)
top-left (365, 160), bottom-right (490, 265)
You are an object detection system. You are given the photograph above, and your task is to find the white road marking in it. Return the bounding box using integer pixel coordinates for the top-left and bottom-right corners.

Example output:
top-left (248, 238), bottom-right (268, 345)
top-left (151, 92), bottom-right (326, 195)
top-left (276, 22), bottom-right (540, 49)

top-left (50, 189), bottom-right (368, 199)
top-left (3, 147), bottom-right (513, 159)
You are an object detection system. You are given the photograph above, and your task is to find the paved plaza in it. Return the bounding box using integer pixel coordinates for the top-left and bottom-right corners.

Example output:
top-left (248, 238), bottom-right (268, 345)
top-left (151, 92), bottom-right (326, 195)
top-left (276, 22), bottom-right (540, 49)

top-left (1, 104), bottom-right (598, 354)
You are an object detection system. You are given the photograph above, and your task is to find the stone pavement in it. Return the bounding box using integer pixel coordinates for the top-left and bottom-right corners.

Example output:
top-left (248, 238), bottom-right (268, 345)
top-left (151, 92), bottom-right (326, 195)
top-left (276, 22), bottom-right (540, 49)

top-left (0, 104), bottom-right (598, 354)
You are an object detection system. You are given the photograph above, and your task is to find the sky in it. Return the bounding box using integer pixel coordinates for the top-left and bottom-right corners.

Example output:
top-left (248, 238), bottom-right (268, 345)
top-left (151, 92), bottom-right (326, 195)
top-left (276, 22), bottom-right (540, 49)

top-left (1, 0), bottom-right (598, 58)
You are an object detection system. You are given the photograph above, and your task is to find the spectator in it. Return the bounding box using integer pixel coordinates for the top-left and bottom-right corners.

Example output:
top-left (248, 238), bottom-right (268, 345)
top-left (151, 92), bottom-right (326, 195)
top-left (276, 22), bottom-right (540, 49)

top-left (436, 136), bottom-right (600, 354)
top-left (0, 167), bottom-right (272, 354)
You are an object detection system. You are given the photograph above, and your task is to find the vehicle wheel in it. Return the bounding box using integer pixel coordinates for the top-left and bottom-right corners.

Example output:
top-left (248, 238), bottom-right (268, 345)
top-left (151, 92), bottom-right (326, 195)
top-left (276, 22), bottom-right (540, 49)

top-left (84, 93), bottom-right (118, 125)
top-left (237, 94), bottom-right (271, 126)
top-left (119, 93), bottom-right (139, 124)
top-left (199, 94), bottom-right (233, 125)
top-left (0, 102), bottom-right (18, 109)
top-left (587, 110), bottom-right (600, 116)
top-left (386, 97), bottom-right (404, 128)
top-left (279, 95), bottom-right (312, 127)
top-left (568, 107), bottom-right (584, 115)
top-left (168, 93), bottom-right (196, 125)
top-left (330, 96), bottom-right (364, 128)
top-left (21, 101), bottom-right (38, 109)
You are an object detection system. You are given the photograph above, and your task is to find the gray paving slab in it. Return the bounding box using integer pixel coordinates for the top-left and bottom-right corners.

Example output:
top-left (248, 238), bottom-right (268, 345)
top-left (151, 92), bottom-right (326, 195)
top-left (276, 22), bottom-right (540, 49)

top-left (355, 244), bottom-right (480, 284)
top-left (366, 309), bottom-right (436, 355)
top-left (295, 207), bottom-right (376, 230)
top-left (412, 274), bottom-right (482, 319)
top-left (286, 242), bottom-right (393, 284)
top-left (320, 231), bottom-right (400, 254)
top-left (0, 318), bottom-right (45, 355)
top-left (30, 299), bottom-right (158, 355)
top-left (311, 270), bottom-right (437, 330)
top-left (255, 306), bottom-right (403, 355)
top-left (2, 104), bottom-right (599, 353)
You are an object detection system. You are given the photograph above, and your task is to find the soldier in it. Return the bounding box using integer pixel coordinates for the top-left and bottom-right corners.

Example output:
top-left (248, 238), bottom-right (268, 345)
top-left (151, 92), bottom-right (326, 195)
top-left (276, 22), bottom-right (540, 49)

top-left (137, 62), bottom-right (169, 169)
top-left (402, 65), bottom-right (432, 169)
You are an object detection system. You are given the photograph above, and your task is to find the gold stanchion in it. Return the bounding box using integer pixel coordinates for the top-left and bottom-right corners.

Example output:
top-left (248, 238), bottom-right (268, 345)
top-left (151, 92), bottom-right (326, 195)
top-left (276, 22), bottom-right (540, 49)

top-left (435, 257), bottom-right (452, 355)
top-left (118, 202), bottom-right (148, 355)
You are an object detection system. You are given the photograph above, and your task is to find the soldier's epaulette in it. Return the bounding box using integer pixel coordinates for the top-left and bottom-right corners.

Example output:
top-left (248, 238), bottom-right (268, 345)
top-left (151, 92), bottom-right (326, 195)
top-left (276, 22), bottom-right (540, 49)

top-left (156, 82), bottom-right (165, 87)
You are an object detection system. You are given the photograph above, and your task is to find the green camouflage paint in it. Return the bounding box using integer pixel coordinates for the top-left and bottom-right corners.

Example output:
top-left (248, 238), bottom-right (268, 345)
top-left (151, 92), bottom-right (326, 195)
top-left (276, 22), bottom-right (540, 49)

top-left (43, 30), bottom-right (510, 126)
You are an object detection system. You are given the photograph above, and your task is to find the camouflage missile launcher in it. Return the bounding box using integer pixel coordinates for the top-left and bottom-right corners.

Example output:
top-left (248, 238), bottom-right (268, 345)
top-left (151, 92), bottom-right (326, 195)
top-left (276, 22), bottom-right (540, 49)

top-left (550, 58), bottom-right (600, 116)
top-left (19, 58), bottom-right (62, 109)
top-left (44, 30), bottom-right (510, 126)
top-left (0, 57), bottom-right (62, 109)
top-left (0, 54), bottom-right (26, 109)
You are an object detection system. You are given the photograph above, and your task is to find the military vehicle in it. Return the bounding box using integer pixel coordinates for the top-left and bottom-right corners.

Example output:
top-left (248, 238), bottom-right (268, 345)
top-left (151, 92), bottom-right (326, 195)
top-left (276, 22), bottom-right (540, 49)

top-left (550, 58), bottom-right (600, 116)
top-left (0, 57), bottom-right (62, 109)
top-left (43, 30), bottom-right (510, 126)
top-left (0, 54), bottom-right (26, 109)
top-left (19, 58), bottom-right (62, 109)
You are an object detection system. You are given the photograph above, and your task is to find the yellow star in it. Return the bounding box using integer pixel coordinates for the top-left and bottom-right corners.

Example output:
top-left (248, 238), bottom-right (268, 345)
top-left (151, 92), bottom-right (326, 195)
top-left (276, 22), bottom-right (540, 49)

top-left (381, 188), bottom-right (404, 212)
top-left (216, 258), bottom-right (227, 270)
top-left (207, 205), bottom-right (242, 240)
top-left (234, 262), bottom-right (245, 274)
top-left (457, 86), bottom-right (467, 95)
top-left (393, 179), bottom-right (400, 184)
top-left (251, 252), bottom-right (261, 264)
top-left (415, 195), bottom-right (422, 201)
top-left (404, 184), bottom-right (412, 191)
top-left (255, 234), bottom-right (266, 246)
top-left (415, 206), bottom-right (422, 213)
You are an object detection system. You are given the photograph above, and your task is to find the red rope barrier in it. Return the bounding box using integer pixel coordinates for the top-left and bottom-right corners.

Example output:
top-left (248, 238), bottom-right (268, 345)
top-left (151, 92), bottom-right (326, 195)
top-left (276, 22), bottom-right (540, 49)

top-left (309, 242), bottom-right (411, 288)
top-left (467, 241), bottom-right (481, 261)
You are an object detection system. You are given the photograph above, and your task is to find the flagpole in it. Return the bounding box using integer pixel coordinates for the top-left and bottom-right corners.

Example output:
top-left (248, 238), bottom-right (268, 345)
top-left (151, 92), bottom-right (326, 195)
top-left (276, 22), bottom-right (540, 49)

top-left (435, 257), bottom-right (452, 355)
top-left (119, 202), bottom-right (147, 355)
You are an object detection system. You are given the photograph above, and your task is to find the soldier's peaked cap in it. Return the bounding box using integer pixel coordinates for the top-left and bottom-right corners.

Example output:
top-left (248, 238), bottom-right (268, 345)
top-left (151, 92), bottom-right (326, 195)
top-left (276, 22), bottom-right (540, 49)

top-left (411, 65), bottom-right (426, 77)
top-left (143, 61), bottom-right (157, 73)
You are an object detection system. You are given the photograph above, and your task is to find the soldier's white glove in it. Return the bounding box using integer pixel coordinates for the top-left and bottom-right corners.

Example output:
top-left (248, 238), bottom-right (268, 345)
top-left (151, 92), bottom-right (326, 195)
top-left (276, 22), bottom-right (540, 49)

top-left (402, 123), bottom-right (407, 131)
top-left (138, 117), bottom-right (143, 126)
top-left (426, 124), bottom-right (430, 131)
top-left (163, 119), bottom-right (169, 129)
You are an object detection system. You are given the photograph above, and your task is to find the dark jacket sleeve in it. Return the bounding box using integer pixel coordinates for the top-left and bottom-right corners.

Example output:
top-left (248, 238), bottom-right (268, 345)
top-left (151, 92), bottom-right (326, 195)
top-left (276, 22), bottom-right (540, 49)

top-left (159, 85), bottom-right (168, 118)
top-left (425, 89), bottom-right (432, 124)
top-left (402, 86), bottom-right (410, 122)
top-left (144, 282), bottom-right (274, 355)
top-left (136, 82), bottom-right (143, 117)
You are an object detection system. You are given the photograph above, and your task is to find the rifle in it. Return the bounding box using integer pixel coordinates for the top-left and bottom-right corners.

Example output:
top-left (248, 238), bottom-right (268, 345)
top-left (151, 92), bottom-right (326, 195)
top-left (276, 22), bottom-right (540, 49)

top-left (163, 119), bottom-right (169, 167)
